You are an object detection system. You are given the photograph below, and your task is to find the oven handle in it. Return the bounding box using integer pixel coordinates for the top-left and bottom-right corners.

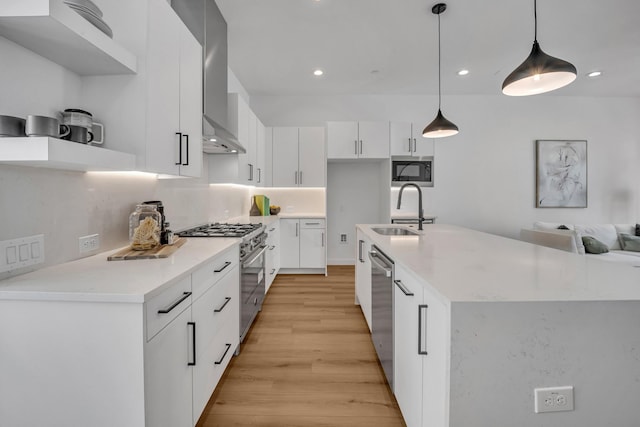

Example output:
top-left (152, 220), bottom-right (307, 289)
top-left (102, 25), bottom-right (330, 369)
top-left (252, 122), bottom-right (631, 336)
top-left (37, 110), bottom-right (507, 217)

top-left (242, 245), bottom-right (267, 268)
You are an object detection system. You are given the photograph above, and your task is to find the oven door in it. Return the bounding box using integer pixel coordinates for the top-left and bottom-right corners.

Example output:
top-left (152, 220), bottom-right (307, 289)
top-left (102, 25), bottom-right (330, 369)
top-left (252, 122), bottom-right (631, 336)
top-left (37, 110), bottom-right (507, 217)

top-left (240, 245), bottom-right (267, 342)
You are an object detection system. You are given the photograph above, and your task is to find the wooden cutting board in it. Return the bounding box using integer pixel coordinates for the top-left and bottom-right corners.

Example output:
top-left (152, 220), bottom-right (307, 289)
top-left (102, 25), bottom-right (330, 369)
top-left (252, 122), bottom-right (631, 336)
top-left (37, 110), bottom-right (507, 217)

top-left (107, 238), bottom-right (187, 261)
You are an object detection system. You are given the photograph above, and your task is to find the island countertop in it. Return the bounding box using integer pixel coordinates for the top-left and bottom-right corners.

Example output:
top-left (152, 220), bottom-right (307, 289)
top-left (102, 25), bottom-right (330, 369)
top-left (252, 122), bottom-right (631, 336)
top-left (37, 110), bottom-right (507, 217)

top-left (357, 223), bottom-right (640, 303)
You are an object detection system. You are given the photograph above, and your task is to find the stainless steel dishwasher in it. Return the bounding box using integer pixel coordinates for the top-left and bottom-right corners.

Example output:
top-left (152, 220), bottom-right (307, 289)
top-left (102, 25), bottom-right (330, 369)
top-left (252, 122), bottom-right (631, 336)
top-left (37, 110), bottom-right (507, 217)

top-left (369, 245), bottom-right (394, 391)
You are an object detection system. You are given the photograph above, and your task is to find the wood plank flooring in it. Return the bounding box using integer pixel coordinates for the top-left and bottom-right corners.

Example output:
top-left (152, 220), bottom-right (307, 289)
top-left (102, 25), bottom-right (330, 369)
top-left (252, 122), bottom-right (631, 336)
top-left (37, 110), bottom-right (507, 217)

top-left (196, 265), bottom-right (406, 427)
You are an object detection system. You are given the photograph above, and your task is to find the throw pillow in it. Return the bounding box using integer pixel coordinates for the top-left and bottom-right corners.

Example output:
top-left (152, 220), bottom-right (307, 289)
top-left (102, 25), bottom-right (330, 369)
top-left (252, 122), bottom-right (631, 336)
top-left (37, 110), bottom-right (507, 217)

top-left (581, 236), bottom-right (609, 254)
top-left (636, 224), bottom-right (640, 236)
top-left (619, 233), bottom-right (640, 252)
top-left (557, 225), bottom-right (570, 230)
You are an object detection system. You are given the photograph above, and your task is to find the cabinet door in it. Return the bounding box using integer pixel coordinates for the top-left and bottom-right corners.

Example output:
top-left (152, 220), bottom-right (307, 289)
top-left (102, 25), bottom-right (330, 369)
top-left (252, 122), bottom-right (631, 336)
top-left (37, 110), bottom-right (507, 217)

top-left (298, 127), bottom-right (326, 187)
top-left (264, 127), bottom-right (273, 187)
top-left (299, 228), bottom-right (326, 269)
top-left (358, 121), bottom-right (390, 159)
top-left (279, 219), bottom-right (300, 268)
top-left (327, 121), bottom-right (358, 159)
top-left (390, 122), bottom-right (413, 157)
top-left (146, 0), bottom-right (180, 176)
top-left (355, 230), bottom-right (372, 331)
top-left (177, 21), bottom-right (203, 178)
top-left (272, 127), bottom-right (299, 187)
top-left (393, 267), bottom-right (425, 427)
top-left (411, 123), bottom-right (435, 157)
top-left (265, 222), bottom-right (280, 292)
top-left (145, 308), bottom-right (193, 427)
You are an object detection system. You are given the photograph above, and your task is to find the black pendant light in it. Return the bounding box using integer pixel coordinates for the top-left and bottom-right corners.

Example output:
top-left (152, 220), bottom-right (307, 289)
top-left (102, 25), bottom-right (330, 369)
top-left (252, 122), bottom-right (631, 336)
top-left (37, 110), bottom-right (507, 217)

top-left (502, 0), bottom-right (577, 96)
top-left (423, 3), bottom-right (459, 139)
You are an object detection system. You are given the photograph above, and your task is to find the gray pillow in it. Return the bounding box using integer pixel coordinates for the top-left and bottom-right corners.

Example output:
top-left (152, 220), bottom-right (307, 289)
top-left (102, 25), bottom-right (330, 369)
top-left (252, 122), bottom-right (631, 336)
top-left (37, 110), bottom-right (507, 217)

top-left (581, 236), bottom-right (609, 254)
top-left (619, 233), bottom-right (640, 252)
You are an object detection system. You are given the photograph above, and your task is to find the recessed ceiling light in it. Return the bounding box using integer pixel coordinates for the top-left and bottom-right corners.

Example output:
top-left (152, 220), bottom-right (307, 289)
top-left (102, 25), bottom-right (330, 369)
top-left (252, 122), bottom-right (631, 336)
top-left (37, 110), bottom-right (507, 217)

top-left (457, 69), bottom-right (469, 76)
top-left (313, 69), bottom-right (324, 76)
top-left (587, 71), bottom-right (602, 78)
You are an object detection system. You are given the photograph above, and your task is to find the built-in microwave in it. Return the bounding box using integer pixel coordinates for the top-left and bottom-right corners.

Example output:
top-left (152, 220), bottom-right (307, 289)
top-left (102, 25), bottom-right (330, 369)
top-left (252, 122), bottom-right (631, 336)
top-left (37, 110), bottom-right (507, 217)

top-left (391, 157), bottom-right (433, 187)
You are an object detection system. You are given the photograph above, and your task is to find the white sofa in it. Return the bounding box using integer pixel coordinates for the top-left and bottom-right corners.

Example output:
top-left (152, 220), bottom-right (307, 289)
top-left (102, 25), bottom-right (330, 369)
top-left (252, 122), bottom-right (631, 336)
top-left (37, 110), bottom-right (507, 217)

top-left (520, 222), bottom-right (640, 266)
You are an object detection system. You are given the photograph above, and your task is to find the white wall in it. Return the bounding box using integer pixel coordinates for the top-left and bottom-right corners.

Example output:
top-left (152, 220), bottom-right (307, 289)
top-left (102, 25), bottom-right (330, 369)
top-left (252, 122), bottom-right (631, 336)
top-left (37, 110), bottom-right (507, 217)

top-left (252, 94), bottom-right (640, 243)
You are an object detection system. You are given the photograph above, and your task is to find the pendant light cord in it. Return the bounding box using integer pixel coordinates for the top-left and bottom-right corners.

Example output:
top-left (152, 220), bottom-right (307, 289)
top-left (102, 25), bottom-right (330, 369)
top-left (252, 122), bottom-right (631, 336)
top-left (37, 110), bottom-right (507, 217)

top-left (437, 10), bottom-right (441, 110)
top-left (533, 0), bottom-right (537, 42)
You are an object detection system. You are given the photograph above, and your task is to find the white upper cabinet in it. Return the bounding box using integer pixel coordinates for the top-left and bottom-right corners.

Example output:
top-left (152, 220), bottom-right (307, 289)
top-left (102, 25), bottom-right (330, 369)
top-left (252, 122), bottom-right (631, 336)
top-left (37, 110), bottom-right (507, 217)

top-left (255, 118), bottom-right (266, 186)
top-left (146, 0), bottom-right (202, 177)
top-left (390, 122), bottom-right (434, 157)
top-left (229, 94), bottom-right (266, 185)
top-left (327, 121), bottom-right (389, 160)
top-left (272, 127), bottom-right (325, 187)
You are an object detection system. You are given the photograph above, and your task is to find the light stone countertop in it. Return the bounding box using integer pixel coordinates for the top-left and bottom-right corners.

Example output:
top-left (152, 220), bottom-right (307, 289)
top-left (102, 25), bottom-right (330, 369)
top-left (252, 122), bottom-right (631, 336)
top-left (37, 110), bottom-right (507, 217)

top-left (358, 223), bottom-right (640, 304)
top-left (0, 238), bottom-right (239, 303)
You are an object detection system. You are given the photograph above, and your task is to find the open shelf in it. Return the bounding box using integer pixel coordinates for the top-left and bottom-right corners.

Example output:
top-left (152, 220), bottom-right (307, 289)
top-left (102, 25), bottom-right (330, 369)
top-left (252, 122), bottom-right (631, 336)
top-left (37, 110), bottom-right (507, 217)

top-left (0, 137), bottom-right (136, 171)
top-left (0, 0), bottom-right (136, 75)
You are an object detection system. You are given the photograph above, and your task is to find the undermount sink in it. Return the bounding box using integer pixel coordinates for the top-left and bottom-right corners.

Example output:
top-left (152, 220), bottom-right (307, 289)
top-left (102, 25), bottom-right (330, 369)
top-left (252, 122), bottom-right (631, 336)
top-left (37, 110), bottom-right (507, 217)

top-left (371, 227), bottom-right (419, 236)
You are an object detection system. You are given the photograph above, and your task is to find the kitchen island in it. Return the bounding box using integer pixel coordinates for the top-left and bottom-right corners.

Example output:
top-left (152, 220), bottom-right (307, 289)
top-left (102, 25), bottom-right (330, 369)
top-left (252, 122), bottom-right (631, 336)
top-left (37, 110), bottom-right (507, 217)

top-left (356, 223), bottom-right (640, 427)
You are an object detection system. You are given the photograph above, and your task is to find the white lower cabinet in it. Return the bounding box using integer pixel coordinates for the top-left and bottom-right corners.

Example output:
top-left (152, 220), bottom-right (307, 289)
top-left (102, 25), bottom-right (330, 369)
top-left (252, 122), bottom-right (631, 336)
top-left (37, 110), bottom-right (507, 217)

top-left (393, 264), bottom-right (448, 427)
top-left (145, 306), bottom-right (194, 427)
top-left (355, 228), bottom-right (373, 331)
top-left (279, 218), bottom-right (326, 271)
top-left (265, 221), bottom-right (281, 292)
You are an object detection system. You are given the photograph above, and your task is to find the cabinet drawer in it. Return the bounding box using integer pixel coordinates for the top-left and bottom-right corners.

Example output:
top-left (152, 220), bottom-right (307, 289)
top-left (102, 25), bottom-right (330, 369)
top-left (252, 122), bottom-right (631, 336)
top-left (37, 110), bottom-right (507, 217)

top-left (192, 246), bottom-right (238, 300)
top-left (300, 219), bottom-right (325, 229)
top-left (146, 275), bottom-right (192, 341)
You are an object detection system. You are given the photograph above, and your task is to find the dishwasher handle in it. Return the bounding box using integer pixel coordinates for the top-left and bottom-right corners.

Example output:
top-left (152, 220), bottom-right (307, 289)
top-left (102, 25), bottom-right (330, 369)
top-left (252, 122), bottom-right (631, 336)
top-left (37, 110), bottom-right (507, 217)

top-left (368, 250), bottom-right (393, 278)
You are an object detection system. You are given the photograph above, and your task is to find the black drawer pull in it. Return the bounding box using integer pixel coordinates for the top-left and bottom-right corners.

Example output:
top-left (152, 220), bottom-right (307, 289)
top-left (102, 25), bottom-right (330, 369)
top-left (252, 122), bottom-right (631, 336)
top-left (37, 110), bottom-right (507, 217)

top-left (188, 322), bottom-right (196, 366)
top-left (214, 343), bottom-right (232, 365)
top-left (214, 297), bottom-right (231, 313)
top-left (394, 280), bottom-right (414, 296)
top-left (157, 291), bottom-right (192, 314)
top-left (214, 261), bottom-right (232, 273)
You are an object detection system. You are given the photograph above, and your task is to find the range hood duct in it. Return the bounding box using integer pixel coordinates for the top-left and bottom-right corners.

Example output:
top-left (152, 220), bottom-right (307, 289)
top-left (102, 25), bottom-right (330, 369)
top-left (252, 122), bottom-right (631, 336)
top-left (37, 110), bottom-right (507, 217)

top-left (171, 0), bottom-right (245, 154)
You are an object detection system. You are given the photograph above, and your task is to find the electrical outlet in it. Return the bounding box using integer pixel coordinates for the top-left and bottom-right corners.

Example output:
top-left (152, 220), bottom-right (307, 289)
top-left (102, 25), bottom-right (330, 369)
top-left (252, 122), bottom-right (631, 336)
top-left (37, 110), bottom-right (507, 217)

top-left (340, 234), bottom-right (348, 244)
top-left (534, 386), bottom-right (574, 413)
top-left (79, 234), bottom-right (100, 254)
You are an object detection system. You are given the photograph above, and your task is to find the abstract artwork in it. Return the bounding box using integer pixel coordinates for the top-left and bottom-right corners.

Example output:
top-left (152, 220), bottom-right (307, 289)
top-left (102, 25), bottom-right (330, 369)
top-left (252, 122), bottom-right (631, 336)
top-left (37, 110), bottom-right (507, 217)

top-left (536, 140), bottom-right (587, 208)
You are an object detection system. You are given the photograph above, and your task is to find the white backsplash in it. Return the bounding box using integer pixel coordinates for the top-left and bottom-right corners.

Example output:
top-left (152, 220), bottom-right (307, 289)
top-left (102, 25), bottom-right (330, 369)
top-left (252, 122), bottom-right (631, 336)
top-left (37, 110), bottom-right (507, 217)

top-left (256, 188), bottom-right (326, 215)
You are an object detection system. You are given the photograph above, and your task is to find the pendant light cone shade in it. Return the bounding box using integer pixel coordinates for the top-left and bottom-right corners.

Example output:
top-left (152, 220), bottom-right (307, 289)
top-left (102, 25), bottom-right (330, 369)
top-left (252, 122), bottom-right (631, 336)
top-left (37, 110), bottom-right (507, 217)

top-left (423, 109), bottom-right (459, 138)
top-left (502, 1), bottom-right (577, 96)
top-left (423, 3), bottom-right (458, 139)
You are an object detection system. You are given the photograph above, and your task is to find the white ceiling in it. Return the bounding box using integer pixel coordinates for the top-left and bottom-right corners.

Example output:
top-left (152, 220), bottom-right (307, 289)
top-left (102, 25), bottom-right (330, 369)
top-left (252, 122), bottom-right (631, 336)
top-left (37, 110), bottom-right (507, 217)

top-left (216, 0), bottom-right (640, 98)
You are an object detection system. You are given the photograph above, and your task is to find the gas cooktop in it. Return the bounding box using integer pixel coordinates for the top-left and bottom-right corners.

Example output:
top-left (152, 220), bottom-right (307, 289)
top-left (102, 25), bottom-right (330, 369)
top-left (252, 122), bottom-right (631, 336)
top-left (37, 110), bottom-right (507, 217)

top-left (176, 223), bottom-right (263, 239)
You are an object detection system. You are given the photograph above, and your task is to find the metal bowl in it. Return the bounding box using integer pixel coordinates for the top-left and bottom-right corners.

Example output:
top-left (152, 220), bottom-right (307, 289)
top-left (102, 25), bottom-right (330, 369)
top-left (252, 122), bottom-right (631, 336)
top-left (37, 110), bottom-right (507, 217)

top-left (0, 115), bottom-right (26, 137)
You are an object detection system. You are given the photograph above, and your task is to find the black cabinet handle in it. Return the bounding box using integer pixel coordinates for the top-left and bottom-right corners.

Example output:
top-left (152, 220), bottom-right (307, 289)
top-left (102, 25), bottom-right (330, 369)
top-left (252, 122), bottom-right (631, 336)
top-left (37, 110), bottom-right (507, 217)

top-left (214, 297), bottom-right (231, 313)
top-left (157, 291), bottom-right (191, 314)
top-left (394, 280), bottom-right (414, 296)
top-left (188, 322), bottom-right (196, 366)
top-left (182, 134), bottom-right (189, 166)
top-left (214, 261), bottom-right (232, 273)
top-left (418, 304), bottom-right (428, 355)
top-left (214, 343), bottom-right (232, 365)
top-left (175, 132), bottom-right (183, 165)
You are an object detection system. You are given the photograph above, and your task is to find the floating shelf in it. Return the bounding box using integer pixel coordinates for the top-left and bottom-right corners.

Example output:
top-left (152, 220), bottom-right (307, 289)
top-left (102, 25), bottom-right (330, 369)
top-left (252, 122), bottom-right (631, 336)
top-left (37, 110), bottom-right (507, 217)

top-left (0, 137), bottom-right (136, 171)
top-left (0, 0), bottom-right (137, 75)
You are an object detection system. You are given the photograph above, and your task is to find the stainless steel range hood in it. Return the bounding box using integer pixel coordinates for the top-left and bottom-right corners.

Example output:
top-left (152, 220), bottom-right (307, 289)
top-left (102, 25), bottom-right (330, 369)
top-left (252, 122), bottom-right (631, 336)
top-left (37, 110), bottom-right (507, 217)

top-left (171, 0), bottom-right (246, 154)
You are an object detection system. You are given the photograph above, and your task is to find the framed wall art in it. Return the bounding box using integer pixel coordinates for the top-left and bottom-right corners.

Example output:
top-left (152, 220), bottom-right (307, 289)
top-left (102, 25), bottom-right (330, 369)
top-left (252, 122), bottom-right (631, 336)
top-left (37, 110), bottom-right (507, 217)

top-left (536, 140), bottom-right (587, 208)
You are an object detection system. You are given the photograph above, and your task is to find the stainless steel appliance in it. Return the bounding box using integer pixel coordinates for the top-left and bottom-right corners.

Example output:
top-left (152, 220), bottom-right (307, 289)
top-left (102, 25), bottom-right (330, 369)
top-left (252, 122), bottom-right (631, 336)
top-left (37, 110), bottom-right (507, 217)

top-left (369, 245), bottom-right (394, 390)
top-left (176, 222), bottom-right (267, 344)
top-left (391, 157), bottom-right (434, 187)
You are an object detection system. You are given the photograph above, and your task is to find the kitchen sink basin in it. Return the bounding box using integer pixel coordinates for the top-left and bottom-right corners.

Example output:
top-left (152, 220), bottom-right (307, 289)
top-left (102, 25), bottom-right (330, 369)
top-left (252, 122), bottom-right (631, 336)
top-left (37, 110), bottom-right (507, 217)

top-left (371, 227), bottom-right (419, 236)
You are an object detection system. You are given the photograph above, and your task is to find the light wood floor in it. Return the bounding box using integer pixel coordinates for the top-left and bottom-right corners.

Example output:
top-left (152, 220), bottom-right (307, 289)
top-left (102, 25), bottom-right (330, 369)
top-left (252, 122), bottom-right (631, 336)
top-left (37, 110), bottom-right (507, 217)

top-left (196, 265), bottom-right (406, 427)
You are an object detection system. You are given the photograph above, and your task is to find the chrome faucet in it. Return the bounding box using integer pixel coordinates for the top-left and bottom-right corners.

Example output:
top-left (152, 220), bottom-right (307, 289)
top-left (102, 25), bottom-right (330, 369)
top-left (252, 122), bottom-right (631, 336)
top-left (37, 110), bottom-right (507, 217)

top-left (397, 183), bottom-right (424, 230)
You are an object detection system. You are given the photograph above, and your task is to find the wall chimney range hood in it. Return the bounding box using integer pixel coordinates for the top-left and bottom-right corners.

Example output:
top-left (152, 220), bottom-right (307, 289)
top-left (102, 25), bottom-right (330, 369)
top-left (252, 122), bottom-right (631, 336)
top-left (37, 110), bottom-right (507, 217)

top-left (171, 0), bottom-right (246, 154)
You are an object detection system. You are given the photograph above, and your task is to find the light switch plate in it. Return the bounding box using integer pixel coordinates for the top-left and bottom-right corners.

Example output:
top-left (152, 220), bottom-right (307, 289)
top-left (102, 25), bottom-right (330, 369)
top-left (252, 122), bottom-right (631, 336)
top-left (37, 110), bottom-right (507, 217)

top-left (0, 234), bottom-right (45, 273)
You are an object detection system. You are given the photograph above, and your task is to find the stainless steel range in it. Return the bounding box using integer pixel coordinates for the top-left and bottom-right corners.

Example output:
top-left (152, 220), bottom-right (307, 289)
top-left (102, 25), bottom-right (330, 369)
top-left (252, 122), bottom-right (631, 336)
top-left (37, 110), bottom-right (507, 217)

top-left (177, 222), bottom-right (267, 344)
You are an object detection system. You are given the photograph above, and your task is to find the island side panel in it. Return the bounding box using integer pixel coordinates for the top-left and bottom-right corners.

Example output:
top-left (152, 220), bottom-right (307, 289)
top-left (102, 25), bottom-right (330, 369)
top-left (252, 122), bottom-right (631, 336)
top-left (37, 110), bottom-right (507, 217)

top-left (448, 301), bottom-right (640, 427)
top-left (0, 299), bottom-right (146, 427)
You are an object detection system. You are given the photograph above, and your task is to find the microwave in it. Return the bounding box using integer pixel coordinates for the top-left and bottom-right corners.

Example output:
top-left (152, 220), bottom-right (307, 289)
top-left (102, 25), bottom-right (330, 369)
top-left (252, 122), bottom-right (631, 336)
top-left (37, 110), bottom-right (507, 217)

top-left (391, 157), bottom-right (433, 187)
